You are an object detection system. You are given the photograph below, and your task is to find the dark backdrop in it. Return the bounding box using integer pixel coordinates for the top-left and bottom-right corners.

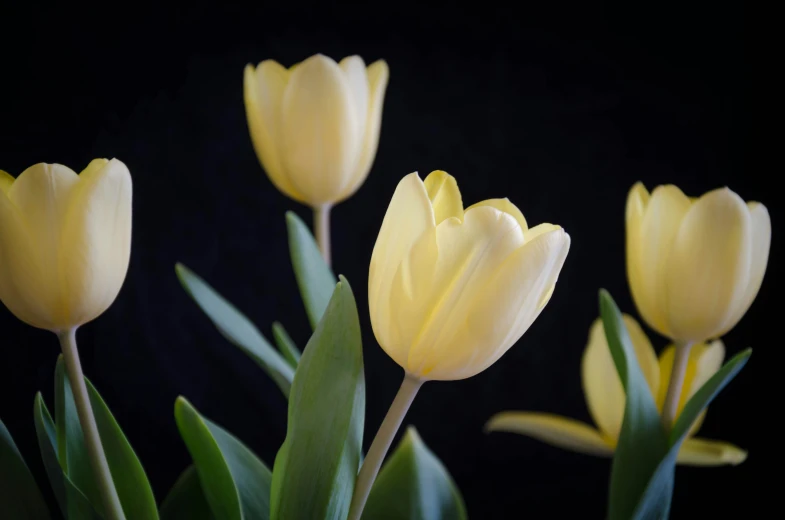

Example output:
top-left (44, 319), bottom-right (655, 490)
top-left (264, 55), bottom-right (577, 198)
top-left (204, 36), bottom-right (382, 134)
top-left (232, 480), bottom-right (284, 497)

top-left (1, 2), bottom-right (767, 518)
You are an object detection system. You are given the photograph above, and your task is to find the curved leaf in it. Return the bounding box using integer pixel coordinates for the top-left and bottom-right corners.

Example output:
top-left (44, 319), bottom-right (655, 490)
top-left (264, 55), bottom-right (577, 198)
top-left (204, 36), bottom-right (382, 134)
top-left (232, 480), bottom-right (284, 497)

top-left (363, 427), bottom-right (467, 520)
top-left (286, 211), bottom-right (337, 329)
top-left (174, 397), bottom-right (272, 520)
top-left (176, 263), bottom-right (294, 398)
top-left (33, 393), bottom-right (99, 520)
top-left (272, 322), bottom-right (301, 368)
top-left (159, 465), bottom-right (215, 520)
top-left (0, 417), bottom-right (50, 520)
top-left (55, 356), bottom-right (159, 519)
top-left (632, 349), bottom-right (752, 520)
top-left (271, 276), bottom-right (365, 520)
top-left (599, 290), bottom-right (670, 520)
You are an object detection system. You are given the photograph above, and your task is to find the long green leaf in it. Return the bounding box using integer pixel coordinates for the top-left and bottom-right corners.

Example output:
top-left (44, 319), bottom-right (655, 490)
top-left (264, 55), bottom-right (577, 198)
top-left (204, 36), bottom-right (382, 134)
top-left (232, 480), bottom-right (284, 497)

top-left (33, 394), bottom-right (99, 520)
top-left (286, 211), bottom-right (337, 329)
top-left (159, 465), bottom-right (215, 520)
top-left (272, 322), bottom-right (301, 368)
top-left (175, 263), bottom-right (294, 398)
top-left (55, 356), bottom-right (104, 516)
top-left (271, 276), bottom-right (365, 520)
top-left (86, 379), bottom-right (159, 519)
top-left (174, 397), bottom-right (272, 520)
top-left (631, 349), bottom-right (752, 519)
top-left (362, 427), bottom-right (467, 520)
top-left (55, 356), bottom-right (159, 519)
top-left (599, 290), bottom-right (670, 520)
top-left (0, 417), bottom-right (50, 520)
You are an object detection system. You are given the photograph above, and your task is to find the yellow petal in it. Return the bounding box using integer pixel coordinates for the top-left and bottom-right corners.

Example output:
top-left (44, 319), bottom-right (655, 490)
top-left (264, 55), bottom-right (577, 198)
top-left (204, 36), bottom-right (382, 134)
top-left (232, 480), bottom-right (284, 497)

top-left (665, 188), bottom-right (752, 342)
top-left (60, 159), bottom-right (132, 327)
top-left (340, 59), bottom-right (389, 202)
top-left (415, 226), bottom-right (569, 380)
top-left (244, 61), bottom-right (303, 202)
top-left (582, 314), bottom-right (659, 440)
top-left (467, 198), bottom-right (527, 231)
top-left (625, 182), bottom-right (651, 330)
top-left (339, 56), bottom-right (369, 140)
top-left (0, 170), bottom-right (14, 193)
top-left (6, 163), bottom-right (80, 327)
top-left (677, 437), bottom-right (748, 466)
top-left (486, 412), bottom-right (614, 458)
top-left (423, 170), bottom-right (464, 224)
top-left (633, 184), bottom-right (691, 338)
top-left (718, 202), bottom-right (771, 336)
top-left (401, 205), bottom-right (527, 379)
top-left (657, 341), bottom-right (724, 436)
top-left (369, 173), bottom-right (435, 366)
top-left (281, 54), bottom-right (361, 205)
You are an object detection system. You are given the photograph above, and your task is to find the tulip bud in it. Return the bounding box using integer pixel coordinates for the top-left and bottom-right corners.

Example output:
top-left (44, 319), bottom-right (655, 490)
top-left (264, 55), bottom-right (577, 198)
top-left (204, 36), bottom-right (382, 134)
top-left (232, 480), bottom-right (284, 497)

top-left (369, 171), bottom-right (570, 381)
top-left (0, 160), bottom-right (132, 331)
top-left (244, 54), bottom-right (389, 207)
top-left (626, 183), bottom-right (771, 343)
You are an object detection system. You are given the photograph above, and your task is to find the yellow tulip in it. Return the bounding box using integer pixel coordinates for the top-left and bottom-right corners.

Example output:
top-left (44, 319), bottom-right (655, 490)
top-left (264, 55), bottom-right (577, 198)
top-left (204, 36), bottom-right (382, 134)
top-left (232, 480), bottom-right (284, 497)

top-left (486, 314), bottom-right (747, 466)
top-left (368, 171), bottom-right (571, 381)
top-left (626, 183), bottom-right (770, 343)
top-left (244, 54), bottom-right (389, 207)
top-left (0, 160), bottom-right (132, 331)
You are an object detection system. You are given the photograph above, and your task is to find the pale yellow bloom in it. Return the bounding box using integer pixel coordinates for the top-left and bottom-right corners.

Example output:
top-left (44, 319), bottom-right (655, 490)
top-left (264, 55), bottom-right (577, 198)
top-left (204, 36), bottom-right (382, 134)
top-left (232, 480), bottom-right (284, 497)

top-left (244, 54), bottom-right (389, 207)
top-left (626, 183), bottom-right (770, 343)
top-left (486, 314), bottom-right (747, 466)
top-left (0, 160), bottom-right (132, 331)
top-left (369, 171), bottom-right (570, 381)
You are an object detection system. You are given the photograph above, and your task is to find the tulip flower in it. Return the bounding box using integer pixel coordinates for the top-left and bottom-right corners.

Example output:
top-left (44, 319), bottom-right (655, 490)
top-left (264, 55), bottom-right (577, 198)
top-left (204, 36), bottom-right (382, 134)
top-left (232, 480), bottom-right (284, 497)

top-left (0, 160), bottom-right (131, 520)
top-left (626, 183), bottom-right (770, 428)
top-left (348, 171), bottom-right (570, 520)
top-left (244, 53), bottom-right (389, 266)
top-left (486, 314), bottom-right (747, 466)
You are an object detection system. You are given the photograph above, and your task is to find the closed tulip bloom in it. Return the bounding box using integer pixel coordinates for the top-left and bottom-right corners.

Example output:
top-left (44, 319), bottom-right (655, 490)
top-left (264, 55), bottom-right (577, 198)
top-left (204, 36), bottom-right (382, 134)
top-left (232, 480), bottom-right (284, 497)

top-left (626, 183), bottom-right (771, 344)
top-left (244, 54), bottom-right (389, 207)
top-left (0, 160), bottom-right (132, 331)
top-left (368, 171), bottom-right (571, 381)
top-left (486, 315), bottom-right (747, 466)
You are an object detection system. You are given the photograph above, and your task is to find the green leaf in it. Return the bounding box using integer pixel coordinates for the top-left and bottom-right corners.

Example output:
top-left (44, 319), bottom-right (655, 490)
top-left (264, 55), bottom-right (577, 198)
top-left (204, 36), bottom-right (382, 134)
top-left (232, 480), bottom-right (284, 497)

top-left (272, 322), bottom-right (301, 368)
top-left (175, 263), bottom-right (294, 398)
top-left (599, 290), bottom-right (670, 520)
top-left (86, 379), bottom-right (159, 519)
top-left (271, 276), bottom-right (365, 520)
top-left (631, 349), bottom-right (752, 520)
top-left (362, 427), bottom-right (467, 520)
top-left (55, 356), bottom-right (104, 516)
top-left (55, 356), bottom-right (159, 519)
top-left (174, 397), bottom-right (272, 520)
top-left (159, 465), bottom-right (215, 520)
top-left (286, 211), bottom-right (337, 329)
top-left (0, 417), bottom-right (50, 520)
top-left (33, 393), bottom-right (99, 520)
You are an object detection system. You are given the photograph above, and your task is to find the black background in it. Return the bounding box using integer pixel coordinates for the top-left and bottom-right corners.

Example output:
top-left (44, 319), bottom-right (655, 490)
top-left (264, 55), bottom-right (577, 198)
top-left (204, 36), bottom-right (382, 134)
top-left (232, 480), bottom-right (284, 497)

top-left (1, 2), bottom-right (768, 518)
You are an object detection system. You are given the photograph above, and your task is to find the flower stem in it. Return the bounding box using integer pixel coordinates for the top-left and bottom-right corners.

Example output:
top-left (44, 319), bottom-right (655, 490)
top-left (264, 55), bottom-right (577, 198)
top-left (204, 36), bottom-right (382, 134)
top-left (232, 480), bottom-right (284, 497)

top-left (347, 373), bottom-right (423, 520)
top-left (661, 341), bottom-right (693, 432)
top-left (314, 204), bottom-right (332, 267)
top-left (58, 328), bottom-right (126, 520)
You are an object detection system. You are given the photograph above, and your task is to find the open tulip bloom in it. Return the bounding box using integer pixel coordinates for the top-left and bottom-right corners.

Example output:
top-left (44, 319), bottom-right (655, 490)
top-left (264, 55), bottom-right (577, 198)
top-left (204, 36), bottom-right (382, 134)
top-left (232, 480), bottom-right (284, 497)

top-left (486, 314), bottom-right (747, 466)
top-left (347, 170), bottom-right (571, 519)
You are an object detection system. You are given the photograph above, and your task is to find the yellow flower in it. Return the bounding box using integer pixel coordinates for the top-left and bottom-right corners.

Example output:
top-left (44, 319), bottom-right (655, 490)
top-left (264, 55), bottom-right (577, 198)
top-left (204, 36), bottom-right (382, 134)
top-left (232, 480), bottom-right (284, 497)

top-left (626, 183), bottom-right (771, 343)
top-left (0, 160), bottom-right (132, 331)
top-left (368, 171), bottom-right (570, 381)
top-left (486, 314), bottom-right (747, 466)
top-left (244, 54), bottom-right (389, 208)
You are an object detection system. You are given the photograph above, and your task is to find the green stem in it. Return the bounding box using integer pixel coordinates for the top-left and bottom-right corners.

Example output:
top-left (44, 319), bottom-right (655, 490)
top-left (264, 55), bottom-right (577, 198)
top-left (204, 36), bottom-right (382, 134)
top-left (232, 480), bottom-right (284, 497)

top-left (314, 204), bottom-right (332, 267)
top-left (661, 341), bottom-right (693, 432)
top-left (347, 373), bottom-right (423, 520)
top-left (58, 328), bottom-right (126, 520)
